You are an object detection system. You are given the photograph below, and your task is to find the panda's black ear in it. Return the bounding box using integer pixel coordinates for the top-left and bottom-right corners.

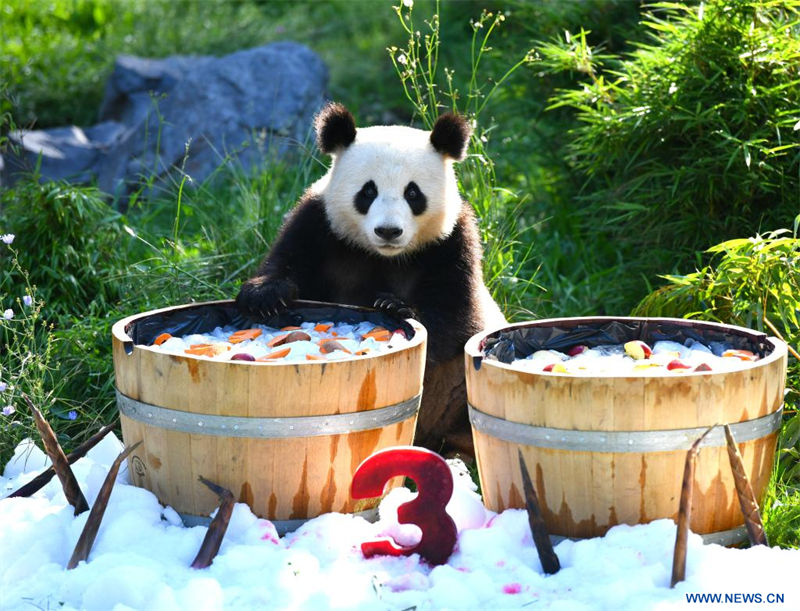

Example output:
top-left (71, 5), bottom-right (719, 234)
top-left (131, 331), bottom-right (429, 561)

top-left (315, 102), bottom-right (357, 154)
top-left (430, 112), bottom-right (472, 161)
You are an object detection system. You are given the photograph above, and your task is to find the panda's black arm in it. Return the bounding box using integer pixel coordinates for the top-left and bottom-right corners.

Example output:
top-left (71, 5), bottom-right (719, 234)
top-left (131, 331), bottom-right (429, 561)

top-left (235, 195), bottom-right (330, 317)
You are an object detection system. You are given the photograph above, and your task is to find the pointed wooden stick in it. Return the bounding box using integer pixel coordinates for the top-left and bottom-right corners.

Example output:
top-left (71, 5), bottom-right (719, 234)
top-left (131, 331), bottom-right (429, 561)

top-left (724, 424), bottom-right (768, 546)
top-left (23, 394), bottom-right (89, 515)
top-left (518, 449), bottom-right (560, 574)
top-left (671, 425), bottom-right (714, 588)
top-left (191, 476), bottom-right (235, 569)
top-left (67, 441), bottom-right (141, 569)
top-left (6, 420), bottom-right (119, 499)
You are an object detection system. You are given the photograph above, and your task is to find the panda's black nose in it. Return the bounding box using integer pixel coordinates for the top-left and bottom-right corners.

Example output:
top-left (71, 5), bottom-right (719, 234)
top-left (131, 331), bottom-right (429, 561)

top-left (375, 226), bottom-right (403, 240)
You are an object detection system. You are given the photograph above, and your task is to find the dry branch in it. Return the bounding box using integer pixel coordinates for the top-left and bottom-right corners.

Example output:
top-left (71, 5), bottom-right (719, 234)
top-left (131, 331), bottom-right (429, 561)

top-left (6, 420), bottom-right (119, 499)
top-left (67, 441), bottom-right (141, 569)
top-left (191, 476), bottom-right (235, 569)
top-left (671, 425), bottom-right (714, 588)
top-left (724, 424), bottom-right (768, 546)
top-left (518, 449), bottom-right (560, 575)
top-left (24, 394), bottom-right (89, 515)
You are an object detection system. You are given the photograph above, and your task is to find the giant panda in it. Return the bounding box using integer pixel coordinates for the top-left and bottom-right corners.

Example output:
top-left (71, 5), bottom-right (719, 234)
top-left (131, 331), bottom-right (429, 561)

top-left (236, 102), bottom-right (506, 452)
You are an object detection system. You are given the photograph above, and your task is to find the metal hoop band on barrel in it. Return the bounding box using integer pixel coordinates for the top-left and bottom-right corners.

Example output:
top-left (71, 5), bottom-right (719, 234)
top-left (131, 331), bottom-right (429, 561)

top-left (468, 404), bottom-right (783, 452)
top-left (116, 389), bottom-right (421, 438)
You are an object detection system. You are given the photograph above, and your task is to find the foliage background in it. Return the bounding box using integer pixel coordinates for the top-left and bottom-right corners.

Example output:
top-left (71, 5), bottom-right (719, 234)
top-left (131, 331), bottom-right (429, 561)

top-left (1, 0), bottom-right (798, 546)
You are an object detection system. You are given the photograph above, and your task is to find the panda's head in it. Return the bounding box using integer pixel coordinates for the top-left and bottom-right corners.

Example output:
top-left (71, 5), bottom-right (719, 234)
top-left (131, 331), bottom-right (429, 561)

top-left (311, 102), bottom-right (471, 257)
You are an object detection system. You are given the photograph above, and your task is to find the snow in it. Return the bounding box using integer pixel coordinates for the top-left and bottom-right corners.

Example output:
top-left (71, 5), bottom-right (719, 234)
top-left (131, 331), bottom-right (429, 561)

top-left (2, 435), bottom-right (798, 610)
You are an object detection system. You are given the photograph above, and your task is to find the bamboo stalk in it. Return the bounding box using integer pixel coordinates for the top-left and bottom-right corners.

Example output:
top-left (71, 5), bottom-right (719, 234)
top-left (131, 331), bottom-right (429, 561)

top-left (67, 441), bottom-right (141, 569)
top-left (763, 315), bottom-right (800, 361)
top-left (671, 425), bottom-right (714, 588)
top-left (24, 394), bottom-right (89, 515)
top-left (191, 476), bottom-right (235, 569)
top-left (724, 424), bottom-right (768, 546)
top-left (6, 420), bottom-right (119, 499)
top-left (518, 449), bottom-right (560, 575)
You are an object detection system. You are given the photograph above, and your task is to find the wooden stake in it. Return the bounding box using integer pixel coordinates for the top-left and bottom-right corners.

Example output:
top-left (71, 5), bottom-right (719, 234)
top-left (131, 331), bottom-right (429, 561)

top-left (67, 441), bottom-right (141, 569)
top-left (763, 315), bottom-right (800, 361)
top-left (6, 420), bottom-right (118, 499)
top-left (671, 425), bottom-right (714, 588)
top-left (518, 449), bottom-right (560, 575)
top-left (24, 394), bottom-right (89, 515)
top-left (191, 477), bottom-right (235, 569)
top-left (724, 424), bottom-right (768, 546)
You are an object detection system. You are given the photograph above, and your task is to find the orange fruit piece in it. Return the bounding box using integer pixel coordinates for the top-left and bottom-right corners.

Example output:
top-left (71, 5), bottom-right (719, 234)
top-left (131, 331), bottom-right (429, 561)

top-left (314, 323), bottom-right (332, 332)
top-left (256, 347), bottom-right (291, 361)
top-left (267, 333), bottom-right (289, 347)
top-left (229, 328), bottom-right (262, 344)
top-left (319, 339), bottom-right (351, 354)
top-left (722, 349), bottom-right (757, 361)
top-left (306, 353), bottom-right (327, 361)
top-left (154, 332), bottom-right (172, 346)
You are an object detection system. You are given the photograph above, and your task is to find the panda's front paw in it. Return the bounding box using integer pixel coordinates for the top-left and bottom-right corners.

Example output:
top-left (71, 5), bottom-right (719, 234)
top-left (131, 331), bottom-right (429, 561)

top-left (236, 276), bottom-right (297, 320)
top-left (374, 293), bottom-right (417, 320)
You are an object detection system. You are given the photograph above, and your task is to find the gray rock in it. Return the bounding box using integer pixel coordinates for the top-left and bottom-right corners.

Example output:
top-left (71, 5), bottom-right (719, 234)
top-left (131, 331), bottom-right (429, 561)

top-left (2, 42), bottom-right (329, 198)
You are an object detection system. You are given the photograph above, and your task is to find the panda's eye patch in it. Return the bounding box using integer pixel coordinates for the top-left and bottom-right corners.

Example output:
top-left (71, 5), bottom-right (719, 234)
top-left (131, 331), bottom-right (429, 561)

top-left (354, 180), bottom-right (378, 215)
top-left (404, 181), bottom-right (427, 215)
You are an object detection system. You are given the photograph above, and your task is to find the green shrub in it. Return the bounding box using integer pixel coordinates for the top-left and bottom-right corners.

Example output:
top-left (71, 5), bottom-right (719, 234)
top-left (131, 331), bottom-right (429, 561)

top-left (537, 0), bottom-right (800, 310)
top-left (632, 224), bottom-right (800, 545)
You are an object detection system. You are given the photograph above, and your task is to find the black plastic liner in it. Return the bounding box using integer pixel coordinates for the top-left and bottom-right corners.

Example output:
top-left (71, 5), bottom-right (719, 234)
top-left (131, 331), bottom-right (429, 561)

top-left (126, 300), bottom-right (416, 346)
top-left (481, 318), bottom-right (772, 365)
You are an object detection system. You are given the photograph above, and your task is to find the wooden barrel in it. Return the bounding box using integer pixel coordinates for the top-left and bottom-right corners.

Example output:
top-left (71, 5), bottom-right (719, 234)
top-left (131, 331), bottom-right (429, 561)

top-left (465, 317), bottom-right (787, 542)
top-left (112, 300), bottom-right (426, 528)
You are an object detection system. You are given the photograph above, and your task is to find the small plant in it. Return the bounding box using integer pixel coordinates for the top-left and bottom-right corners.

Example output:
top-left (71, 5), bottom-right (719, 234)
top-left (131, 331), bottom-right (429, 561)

top-left (388, 0), bottom-right (541, 318)
top-left (0, 235), bottom-right (61, 464)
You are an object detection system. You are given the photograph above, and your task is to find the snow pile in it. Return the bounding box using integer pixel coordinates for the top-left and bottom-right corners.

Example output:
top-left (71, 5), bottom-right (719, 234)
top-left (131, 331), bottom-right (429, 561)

top-left (1, 435), bottom-right (798, 610)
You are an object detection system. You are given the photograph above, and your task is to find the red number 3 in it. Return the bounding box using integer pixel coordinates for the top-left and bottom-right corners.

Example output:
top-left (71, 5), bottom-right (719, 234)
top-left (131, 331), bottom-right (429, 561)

top-left (350, 446), bottom-right (457, 566)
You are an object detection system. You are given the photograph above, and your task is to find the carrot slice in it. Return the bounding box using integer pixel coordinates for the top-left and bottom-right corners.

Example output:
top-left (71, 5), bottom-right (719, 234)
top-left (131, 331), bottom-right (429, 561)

top-left (305, 353), bottom-right (327, 361)
top-left (185, 345), bottom-right (216, 357)
top-left (281, 326), bottom-right (302, 331)
top-left (154, 332), bottom-right (172, 346)
top-left (256, 347), bottom-right (291, 361)
top-left (228, 328), bottom-right (262, 344)
top-left (314, 323), bottom-right (332, 333)
top-left (363, 327), bottom-right (391, 342)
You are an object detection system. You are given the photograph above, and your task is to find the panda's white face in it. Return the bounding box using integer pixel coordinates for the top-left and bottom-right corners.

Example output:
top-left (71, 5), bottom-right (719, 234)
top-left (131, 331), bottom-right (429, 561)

top-left (314, 125), bottom-right (463, 257)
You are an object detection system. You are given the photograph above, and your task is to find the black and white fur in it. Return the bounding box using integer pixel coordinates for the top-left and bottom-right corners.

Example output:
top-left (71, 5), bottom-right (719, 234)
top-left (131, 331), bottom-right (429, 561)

top-left (236, 102), bottom-right (504, 366)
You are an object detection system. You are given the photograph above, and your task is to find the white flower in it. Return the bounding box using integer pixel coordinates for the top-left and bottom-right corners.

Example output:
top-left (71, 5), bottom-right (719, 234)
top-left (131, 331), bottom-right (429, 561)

top-left (2, 309), bottom-right (13, 320)
top-left (0, 382), bottom-right (6, 392)
top-left (402, 0), bottom-right (413, 7)
top-left (1, 234), bottom-right (14, 245)
top-left (23, 295), bottom-right (32, 307)
top-left (1, 405), bottom-right (14, 416)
